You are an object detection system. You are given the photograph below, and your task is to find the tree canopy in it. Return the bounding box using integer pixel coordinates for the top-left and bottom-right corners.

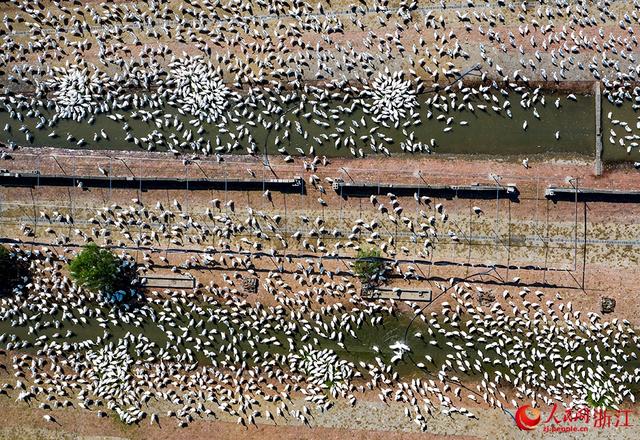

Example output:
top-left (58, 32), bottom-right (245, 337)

top-left (0, 246), bottom-right (22, 294)
top-left (69, 243), bottom-right (121, 293)
top-left (353, 247), bottom-right (385, 283)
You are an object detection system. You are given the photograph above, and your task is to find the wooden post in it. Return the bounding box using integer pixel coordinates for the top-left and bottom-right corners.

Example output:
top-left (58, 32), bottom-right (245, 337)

top-left (594, 81), bottom-right (603, 176)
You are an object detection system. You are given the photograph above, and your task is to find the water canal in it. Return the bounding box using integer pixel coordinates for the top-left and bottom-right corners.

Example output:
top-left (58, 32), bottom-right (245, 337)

top-left (1, 92), bottom-right (639, 162)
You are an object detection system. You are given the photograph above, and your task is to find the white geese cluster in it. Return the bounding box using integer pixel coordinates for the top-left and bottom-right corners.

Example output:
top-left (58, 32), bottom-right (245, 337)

top-left (2, 0), bottom-right (640, 156)
top-left (0, 189), bottom-right (635, 433)
top-left (291, 345), bottom-right (356, 397)
top-left (84, 338), bottom-right (142, 424)
top-left (166, 55), bottom-right (236, 123)
top-left (363, 71), bottom-right (419, 124)
top-left (44, 67), bottom-right (109, 121)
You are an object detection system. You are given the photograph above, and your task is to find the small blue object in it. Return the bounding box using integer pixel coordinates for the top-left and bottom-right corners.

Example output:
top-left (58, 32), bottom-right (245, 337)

top-left (106, 289), bottom-right (127, 304)
top-left (104, 287), bottom-right (139, 306)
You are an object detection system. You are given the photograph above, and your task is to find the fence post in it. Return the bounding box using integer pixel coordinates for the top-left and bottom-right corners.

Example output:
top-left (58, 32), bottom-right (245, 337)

top-left (109, 156), bottom-right (112, 200)
top-left (594, 81), bottom-right (603, 176)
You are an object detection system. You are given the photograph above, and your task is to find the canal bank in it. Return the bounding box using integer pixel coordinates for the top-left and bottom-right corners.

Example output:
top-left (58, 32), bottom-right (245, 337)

top-left (2, 91), bottom-right (640, 163)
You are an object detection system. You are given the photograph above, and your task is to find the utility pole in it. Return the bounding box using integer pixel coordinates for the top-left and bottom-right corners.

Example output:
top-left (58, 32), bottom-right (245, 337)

top-left (582, 201), bottom-right (588, 290)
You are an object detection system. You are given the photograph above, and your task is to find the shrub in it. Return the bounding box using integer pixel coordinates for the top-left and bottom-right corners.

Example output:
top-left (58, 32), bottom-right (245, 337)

top-left (69, 244), bottom-right (121, 293)
top-left (0, 245), bottom-right (29, 295)
top-left (353, 248), bottom-right (385, 282)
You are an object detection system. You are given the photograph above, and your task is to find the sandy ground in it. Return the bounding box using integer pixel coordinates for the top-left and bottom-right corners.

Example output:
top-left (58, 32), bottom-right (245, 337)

top-left (0, 396), bottom-right (478, 440)
top-left (0, 393), bottom-right (639, 440)
top-left (2, 148), bottom-right (640, 325)
top-left (1, 2), bottom-right (640, 437)
top-left (0, 0), bottom-right (638, 92)
top-left (1, 149), bottom-right (640, 438)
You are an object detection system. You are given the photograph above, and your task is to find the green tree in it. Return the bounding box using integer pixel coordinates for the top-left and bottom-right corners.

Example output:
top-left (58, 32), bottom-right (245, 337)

top-left (353, 248), bottom-right (385, 282)
top-left (69, 243), bottom-right (120, 293)
top-left (0, 245), bottom-right (23, 294)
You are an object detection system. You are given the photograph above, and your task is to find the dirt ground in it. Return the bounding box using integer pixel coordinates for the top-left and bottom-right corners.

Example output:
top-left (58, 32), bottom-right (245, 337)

top-left (1, 149), bottom-right (640, 438)
top-left (1, 1), bottom-right (640, 439)
top-left (2, 148), bottom-right (640, 325)
top-left (0, 397), bottom-right (479, 440)
top-left (1, 391), bottom-right (638, 440)
top-left (0, 1), bottom-right (637, 92)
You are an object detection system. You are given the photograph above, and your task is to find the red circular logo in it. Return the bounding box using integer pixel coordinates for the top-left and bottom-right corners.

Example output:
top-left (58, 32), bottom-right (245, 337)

top-left (515, 405), bottom-right (541, 431)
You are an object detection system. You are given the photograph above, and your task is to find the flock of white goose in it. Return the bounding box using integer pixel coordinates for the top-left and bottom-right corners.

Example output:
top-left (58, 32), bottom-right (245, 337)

top-left (0, 0), bottom-right (639, 434)
top-left (0, 191), bottom-right (637, 432)
top-left (0, 0), bottom-right (639, 158)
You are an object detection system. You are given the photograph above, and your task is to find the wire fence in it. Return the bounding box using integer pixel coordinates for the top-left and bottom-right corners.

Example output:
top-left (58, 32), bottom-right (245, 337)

top-left (0, 156), bottom-right (600, 275)
top-left (4, 150), bottom-right (639, 292)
